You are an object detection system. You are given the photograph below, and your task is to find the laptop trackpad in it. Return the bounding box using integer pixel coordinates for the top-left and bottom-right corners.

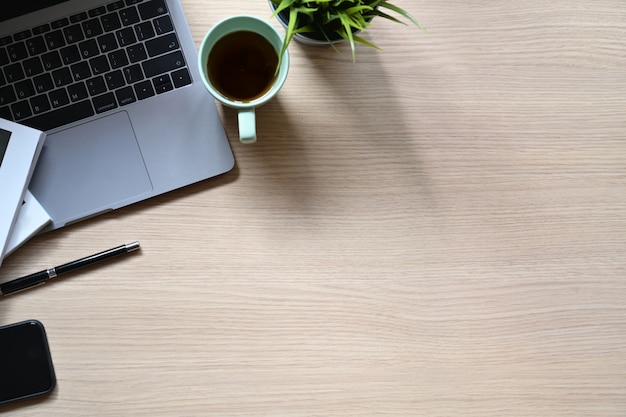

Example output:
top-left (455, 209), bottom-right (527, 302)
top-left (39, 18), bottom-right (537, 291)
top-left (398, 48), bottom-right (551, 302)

top-left (29, 112), bottom-right (152, 226)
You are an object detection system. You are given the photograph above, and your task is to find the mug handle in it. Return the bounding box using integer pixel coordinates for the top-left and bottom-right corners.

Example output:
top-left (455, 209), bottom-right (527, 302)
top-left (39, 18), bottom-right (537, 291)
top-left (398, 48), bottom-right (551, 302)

top-left (238, 109), bottom-right (257, 144)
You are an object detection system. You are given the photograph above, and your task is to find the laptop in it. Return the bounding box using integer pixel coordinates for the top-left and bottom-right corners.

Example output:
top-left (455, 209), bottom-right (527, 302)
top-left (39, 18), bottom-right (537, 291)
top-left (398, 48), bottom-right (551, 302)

top-left (1, 0), bottom-right (235, 231)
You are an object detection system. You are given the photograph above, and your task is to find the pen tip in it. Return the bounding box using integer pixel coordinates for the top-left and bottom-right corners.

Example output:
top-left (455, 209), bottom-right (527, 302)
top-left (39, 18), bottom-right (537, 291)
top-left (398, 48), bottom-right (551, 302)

top-left (126, 241), bottom-right (141, 252)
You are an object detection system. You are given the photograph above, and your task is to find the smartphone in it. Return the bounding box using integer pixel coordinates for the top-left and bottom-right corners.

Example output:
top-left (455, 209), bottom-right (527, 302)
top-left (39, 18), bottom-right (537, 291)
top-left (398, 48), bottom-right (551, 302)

top-left (0, 320), bottom-right (56, 406)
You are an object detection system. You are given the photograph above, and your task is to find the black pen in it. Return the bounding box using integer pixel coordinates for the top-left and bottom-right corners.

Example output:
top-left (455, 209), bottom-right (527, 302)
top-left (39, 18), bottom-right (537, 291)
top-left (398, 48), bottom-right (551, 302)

top-left (0, 241), bottom-right (140, 295)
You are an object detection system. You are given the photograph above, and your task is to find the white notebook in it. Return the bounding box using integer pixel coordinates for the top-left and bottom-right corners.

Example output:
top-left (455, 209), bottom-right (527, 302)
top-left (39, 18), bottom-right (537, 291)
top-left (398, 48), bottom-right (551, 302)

top-left (0, 119), bottom-right (46, 267)
top-left (3, 191), bottom-right (51, 257)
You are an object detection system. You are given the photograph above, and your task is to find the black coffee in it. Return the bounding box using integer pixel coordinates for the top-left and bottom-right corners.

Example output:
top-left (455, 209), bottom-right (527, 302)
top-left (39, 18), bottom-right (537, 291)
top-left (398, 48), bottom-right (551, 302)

top-left (207, 31), bottom-right (278, 102)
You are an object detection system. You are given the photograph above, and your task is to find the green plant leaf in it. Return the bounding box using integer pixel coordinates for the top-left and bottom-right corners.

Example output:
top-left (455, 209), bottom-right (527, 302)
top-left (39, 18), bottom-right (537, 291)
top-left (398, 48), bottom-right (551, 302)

top-left (271, 0), bottom-right (426, 64)
top-left (275, 6), bottom-right (301, 74)
top-left (337, 13), bottom-right (357, 62)
top-left (345, 5), bottom-right (373, 15)
top-left (379, 1), bottom-right (427, 32)
top-left (375, 9), bottom-right (409, 27)
top-left (270, 0), bottom-right (296, 17)
top-left (352, 34), bottom-right (381, 50)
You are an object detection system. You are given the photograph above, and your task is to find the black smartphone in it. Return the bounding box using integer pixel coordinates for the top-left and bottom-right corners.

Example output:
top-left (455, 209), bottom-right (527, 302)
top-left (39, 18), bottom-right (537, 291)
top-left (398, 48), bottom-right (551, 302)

top-left (0, 320), bottom-right (56, 406)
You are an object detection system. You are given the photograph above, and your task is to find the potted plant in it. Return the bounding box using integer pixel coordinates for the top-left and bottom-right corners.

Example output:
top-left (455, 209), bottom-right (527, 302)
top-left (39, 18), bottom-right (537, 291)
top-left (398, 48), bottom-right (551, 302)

top-left (269, 0), bottom-right (425, 63)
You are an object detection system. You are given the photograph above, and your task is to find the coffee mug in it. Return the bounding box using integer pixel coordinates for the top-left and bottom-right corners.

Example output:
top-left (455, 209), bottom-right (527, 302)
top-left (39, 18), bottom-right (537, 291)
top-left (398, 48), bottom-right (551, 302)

top-left (198, 15), bottom-right (289, 144)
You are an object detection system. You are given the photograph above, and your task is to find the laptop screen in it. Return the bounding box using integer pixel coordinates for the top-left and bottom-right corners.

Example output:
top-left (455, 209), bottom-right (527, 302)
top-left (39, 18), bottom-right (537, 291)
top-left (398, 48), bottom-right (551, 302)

top-left (2, 0), bottom-right (70, 22)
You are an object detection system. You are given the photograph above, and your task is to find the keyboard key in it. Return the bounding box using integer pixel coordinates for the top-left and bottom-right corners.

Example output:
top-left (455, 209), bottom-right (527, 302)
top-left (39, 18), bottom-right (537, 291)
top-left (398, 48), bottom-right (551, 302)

top-left (60, 44), bottom-right (81, 65)
top-left (0, 36), bottom-right (12, 47)
top-left (134, 21), bottom-right (155, 41)
top-left (89, 6), bottom-right (107, 18)
top-left (0, 71), bottom-right (5, 86)
top-left (45, 30), bottom-right (66, 49)
top-left (93, 92), bottom-right (117, 113)
top-left (115, 86), bottom-right (136, 106)
top-left (134, 80), bottom-right (154, 100)
top-left (0, 85), bottom-right (17, 106)
top-left (142, 50), bottom-right (185, 78)
top-left (41, 51), bottom-right (62, 70)
top-left (0, 48), bottom-right (9, 66)
top-left (104, 70), bottom-right (125, 90)
top-left (32, 24), bottom-right (51, 35)
top-left (126, 0), bottom-right (142, 5)
top-left (90, 55), bottom-right (111, 75)
top-left (26, 36), bottom-right (47, 56)
top-left (23, 57), bottom-right (44, 77)
top-left (126, 43), bottom-right (147, 63)
top-left (0, 106), bottom-right (11, 120)
top-left (52, 67), bottom-right (73, 87)
top-left (101, 13), bottom-right (122, 32)
top-left (116, 27), bottom-right (137, 47)
top-left (79, 38), bottom-right (100, 59)
top-left (33, 73), bottom-right (54, 93)
top-left (51, 18), bottom-right (69, 29)
top-left (138, 0), bottom-right (168, 20)
top-left (4, 63), bottom-right (25, 83)
top-left (153, 15), bottom-right (173, 35)
top-left (108, 49), bottom-right (129, 69)
top-left (70, 12), bottom-right (89, 23)
top-left (146, 33), bottom-right (179, 57)
top-left (13, 30), bottom-right (32, 41)
top-left (22, 100), bottom-right (94, 131)
top-left (14, 79), bottom-right (36, 99)
top-left (11, 100), bottom-right (32, 120)
top-left (123, 64), bottom-right (143, 83)
top-left (171, 68), bottom-right (191, 88)
top-left (83, 19), bottom-right (104, 38)
top-left (86, 76), bottom-right (107, 95)
top-left (119, 7), bottom-right (140, 26)
top-left (49, 88), bottom-right (70, 108)
top-left (30, 94), bottom-right (51, 114)
top-left (71, 61), bottom-right (92, 81)
top-left (8, 42), bottom-right (28, 62)
top-left (68, 82), bottom-right (88, 101)
top-left (97, 33), bottom-right (118, 53)
top-left (152, 74), bottom-right (173, 94)
top-left (108, 1), bottom-right (126, 11)
top-left (63, 24), bottom-right (85, 44)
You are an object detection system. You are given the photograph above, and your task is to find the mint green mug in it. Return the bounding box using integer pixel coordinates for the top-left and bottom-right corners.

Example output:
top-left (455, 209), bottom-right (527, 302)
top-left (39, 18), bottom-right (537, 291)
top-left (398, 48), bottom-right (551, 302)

top-left (198, 15), bottom-right (289, 144)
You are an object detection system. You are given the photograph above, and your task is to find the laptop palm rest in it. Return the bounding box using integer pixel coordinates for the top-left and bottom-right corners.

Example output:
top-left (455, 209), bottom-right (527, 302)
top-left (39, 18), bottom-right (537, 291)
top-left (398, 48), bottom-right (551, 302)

top-left (29, 111), bottom-right (153, 228)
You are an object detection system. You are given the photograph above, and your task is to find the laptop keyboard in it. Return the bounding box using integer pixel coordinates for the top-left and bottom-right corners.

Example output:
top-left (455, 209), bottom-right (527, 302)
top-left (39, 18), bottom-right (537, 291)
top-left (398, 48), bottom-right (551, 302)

top-left (0, 0), bottom-right (192, 132)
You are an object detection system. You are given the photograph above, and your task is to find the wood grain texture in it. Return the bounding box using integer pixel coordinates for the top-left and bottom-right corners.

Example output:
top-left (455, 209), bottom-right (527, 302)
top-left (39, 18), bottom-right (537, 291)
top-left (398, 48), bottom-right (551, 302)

top-left (1, 0), bottom-right (625, 415)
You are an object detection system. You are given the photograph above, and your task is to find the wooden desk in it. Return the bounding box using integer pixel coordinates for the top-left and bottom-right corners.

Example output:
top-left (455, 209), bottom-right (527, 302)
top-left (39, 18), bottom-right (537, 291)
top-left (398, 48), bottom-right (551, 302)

top-left (2, 0), bottom-right (625, 415)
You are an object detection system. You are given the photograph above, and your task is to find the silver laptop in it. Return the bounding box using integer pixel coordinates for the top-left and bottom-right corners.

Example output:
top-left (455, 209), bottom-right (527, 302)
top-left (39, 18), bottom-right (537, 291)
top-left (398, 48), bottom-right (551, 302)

top-left (1, 0), bottom-right (235, 230)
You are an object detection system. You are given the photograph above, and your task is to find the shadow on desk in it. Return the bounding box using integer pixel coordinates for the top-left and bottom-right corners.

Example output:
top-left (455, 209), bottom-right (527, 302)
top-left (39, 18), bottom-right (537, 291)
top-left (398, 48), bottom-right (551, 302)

top-left (0, 164), bottom-right (239, 284)
top-left (216, 42), bottom-right (432, 212)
